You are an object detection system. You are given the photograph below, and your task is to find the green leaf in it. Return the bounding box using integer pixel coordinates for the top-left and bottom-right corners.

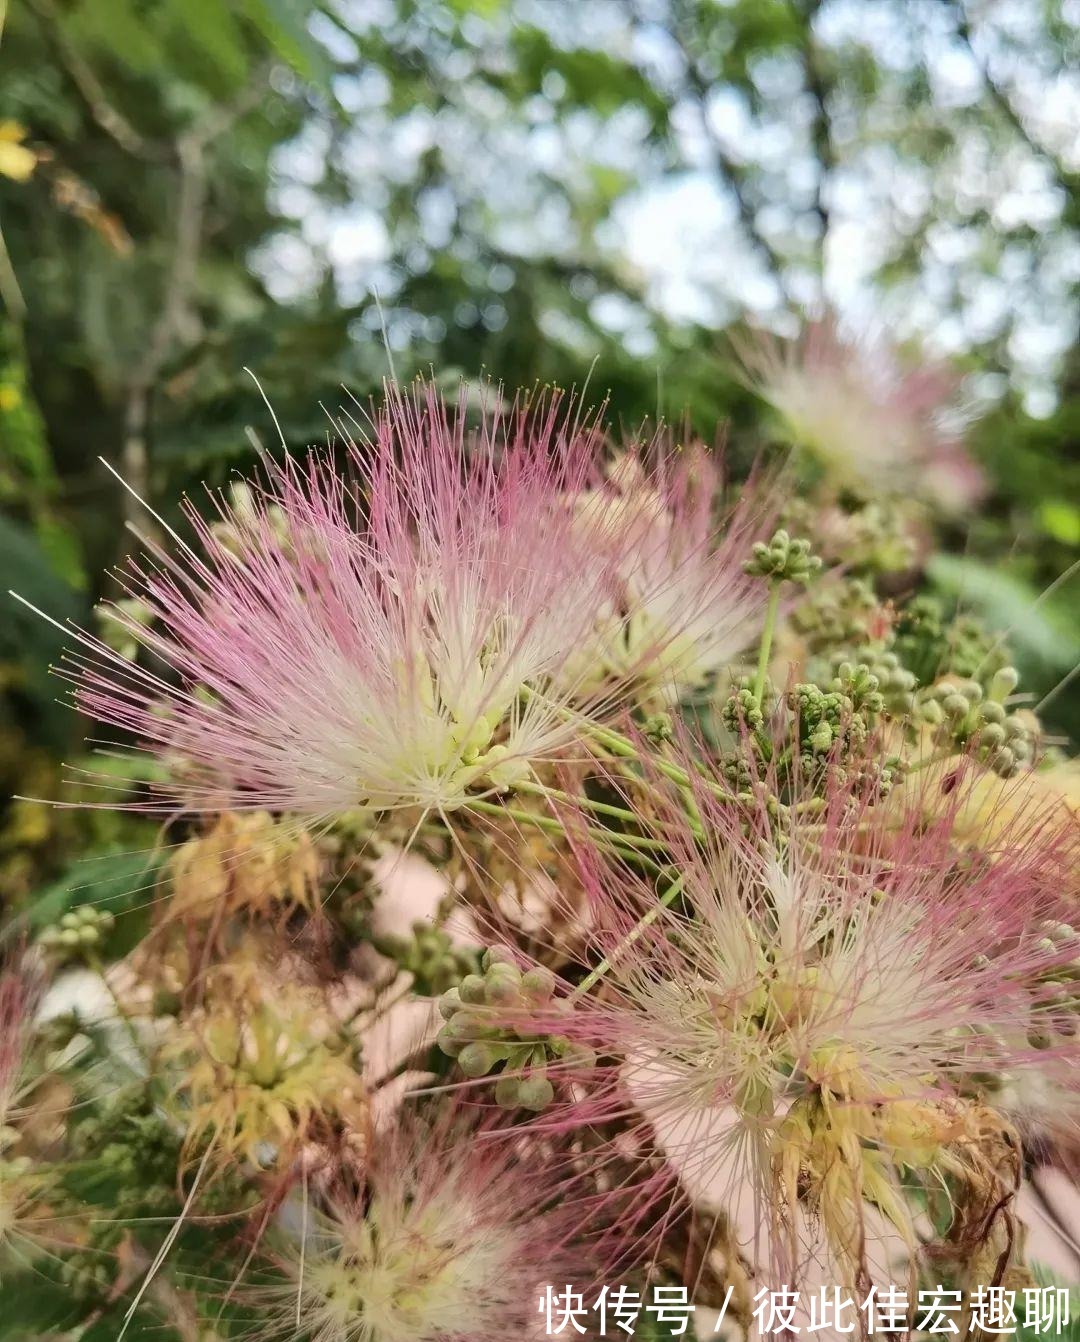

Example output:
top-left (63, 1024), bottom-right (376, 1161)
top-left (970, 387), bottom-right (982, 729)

top-left (1041, 500), bottom-right (1080, 546)
top-left (0, 1267), bottom-right (88, 1335)
top-left (66, 0), bottom-right (165, 72)
top-left (927, 553), bottom-right (1080, 669)
top-left (243, 0), bottom-right (331, 85)
top-left (170, 0), bottom-right (250, 90)
top-left (25, 848), bottom-right (164, 945)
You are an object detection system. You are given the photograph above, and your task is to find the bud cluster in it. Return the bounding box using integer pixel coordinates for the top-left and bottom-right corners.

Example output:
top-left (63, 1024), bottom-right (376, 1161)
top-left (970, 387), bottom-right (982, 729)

top-left (37, 905), bottom-right (115, 960)
top-left (916, 669), bottom-right (1034, 777)
top-left (720, 683), bottom-right (765, 734)
top-left (373, 919), bottom-right (479, 996)
top-left (893, 596), bottom-right (1007, 686)
top-left (787, 661), bottom-right (885, 760)
top-left (792, 576), bottom-right (880, 652)
top-left (782, 497), bottom-right (919, 576)
top-left (1023, 921), bottom-right (1080, 1051)
top-left (437, 949), bottom-right (591, 1110)
top-left (835, 647), bottom-right (916, 717)
top-left (743, 529), bottom-right (822, 585)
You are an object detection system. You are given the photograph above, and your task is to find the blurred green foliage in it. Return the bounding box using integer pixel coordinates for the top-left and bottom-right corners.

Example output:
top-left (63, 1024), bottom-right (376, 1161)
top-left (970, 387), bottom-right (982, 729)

top-left (0, 0), bottom-right (1077, 909)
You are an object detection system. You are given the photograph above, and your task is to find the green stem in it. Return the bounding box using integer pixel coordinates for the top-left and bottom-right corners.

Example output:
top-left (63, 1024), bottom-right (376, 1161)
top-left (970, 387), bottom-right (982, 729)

top-left (517, 685), bottom-right (737, 808)
top-left (572, 872), bottom-right (687, 998)
top-left (520, 773), bottom-right (707, 849)
top-left (583, 720), bottom-right (735, 806)
top-left (753, 580), bottom-right (782, 708)
top-left (513, 778), bottom-right (642, 827)
top-left (467, 799), bottom-right (668, 869)
top-left (906, 749), bottom-right (957, 774)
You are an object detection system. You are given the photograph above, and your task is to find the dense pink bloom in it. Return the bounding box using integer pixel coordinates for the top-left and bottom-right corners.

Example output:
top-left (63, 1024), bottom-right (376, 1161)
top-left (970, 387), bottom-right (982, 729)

top-left (33, 384), bottom-right (776, 821)
top-left (497, 752), bottom-right (1080, 1288)
top-left (735, 317), bottom-right (985, 512)
top-left (42, 386), bottom-right (636, 818)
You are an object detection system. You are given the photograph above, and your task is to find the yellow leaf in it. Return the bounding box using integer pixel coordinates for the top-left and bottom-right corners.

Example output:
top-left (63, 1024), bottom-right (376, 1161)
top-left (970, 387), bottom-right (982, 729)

top-left (0, 122), bottom-right (36, 182)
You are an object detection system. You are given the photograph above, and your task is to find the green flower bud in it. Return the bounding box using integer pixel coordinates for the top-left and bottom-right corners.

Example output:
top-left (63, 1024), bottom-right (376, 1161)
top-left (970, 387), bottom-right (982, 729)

top-left (555, 1039), bottom-right (597, 1071)
top-left (436, 1024), bottom-right (466, 1058)
top-left (458, 974), bottom-right (488, 1005)
top-left (521, 967), bottom-right (556, 1002)
top-left (486, 975), bottom-right (521, 1007)
top-left (482, 946), bottom-right (516, 972)
top-left (438, 988), bottom-right (462, 1020)
top-left (458, 1041), bottom-right (499, 1078)
top-left (517, 1073), bottom-right (555, 1111)
top-left (485, 958), bottom-right (522, 984)
top-left (976, 723), bottom-right (1006, 750)
top-left (494, 1075), bottom-right (521, 1108)
top-left (643, 713), bottom-right (673, 743)
top-left (990, 667), bottom-right (1020, 701)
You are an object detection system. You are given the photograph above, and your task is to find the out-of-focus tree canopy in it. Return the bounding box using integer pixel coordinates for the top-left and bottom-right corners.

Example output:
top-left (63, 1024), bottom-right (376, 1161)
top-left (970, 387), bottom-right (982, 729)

top-left (1, 0), bottom-right (1077, 892)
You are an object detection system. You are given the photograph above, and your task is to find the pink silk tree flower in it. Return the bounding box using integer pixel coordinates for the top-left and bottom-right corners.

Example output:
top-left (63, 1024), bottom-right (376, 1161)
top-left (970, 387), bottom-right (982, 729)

top-left (249, 1100), bottom-right (611, 1342)
top-left (497, 752), bottom-right (1080, 1291)
top-left (26, 383), bottom-right (665, 822)
top-left (734, 316), bottom-right (985, 514)
top-left (561, 443), bottom-right (773, 707)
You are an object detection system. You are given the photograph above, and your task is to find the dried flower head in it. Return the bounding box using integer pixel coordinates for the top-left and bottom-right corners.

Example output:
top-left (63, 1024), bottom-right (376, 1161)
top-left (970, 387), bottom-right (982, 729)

top-left (250, 1103), bottom-right (603, 1342)
top-left (37, 384), bottom-right (644, 821)
top-left (168, 810), bottom-right (321, 923)
top-left (168, 965), bottom-right (367, 1167)
top-left (507, 754), bottom-right (1080, 1289)
top-left (735, 317), bottom-right (984, 512)
top-left (0, 963), bottom-right (56, 1267)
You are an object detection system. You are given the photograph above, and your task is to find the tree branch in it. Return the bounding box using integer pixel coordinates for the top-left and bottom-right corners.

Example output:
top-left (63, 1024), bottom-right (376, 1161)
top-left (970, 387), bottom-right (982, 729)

top-left (667, 0), bottom-right (791, 303)
top-left (120, 79), bottom-right (267, 523)
top-left (27, 0), bottom-right (164, 161)
top-left (794, 0), bottom-right (834, 272)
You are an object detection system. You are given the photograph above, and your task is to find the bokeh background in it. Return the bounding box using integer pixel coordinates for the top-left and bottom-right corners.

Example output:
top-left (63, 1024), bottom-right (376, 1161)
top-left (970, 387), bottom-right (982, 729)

top-left (2, 0), bottom-right (1078, 908)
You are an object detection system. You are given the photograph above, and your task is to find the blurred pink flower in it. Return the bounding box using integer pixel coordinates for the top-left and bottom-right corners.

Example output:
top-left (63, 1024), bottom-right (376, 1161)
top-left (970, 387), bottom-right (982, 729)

top-left (735, 317), bottom-right (985, 513)
top-left (255, 1100), bottom-right (610, 1342)
top-left (368, 847), bottom-right (478, 947)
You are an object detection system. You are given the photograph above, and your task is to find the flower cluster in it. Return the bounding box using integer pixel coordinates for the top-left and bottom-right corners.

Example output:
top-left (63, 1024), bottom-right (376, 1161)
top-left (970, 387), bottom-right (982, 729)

top-left (6, 354), bottom-right (1079, 1341)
